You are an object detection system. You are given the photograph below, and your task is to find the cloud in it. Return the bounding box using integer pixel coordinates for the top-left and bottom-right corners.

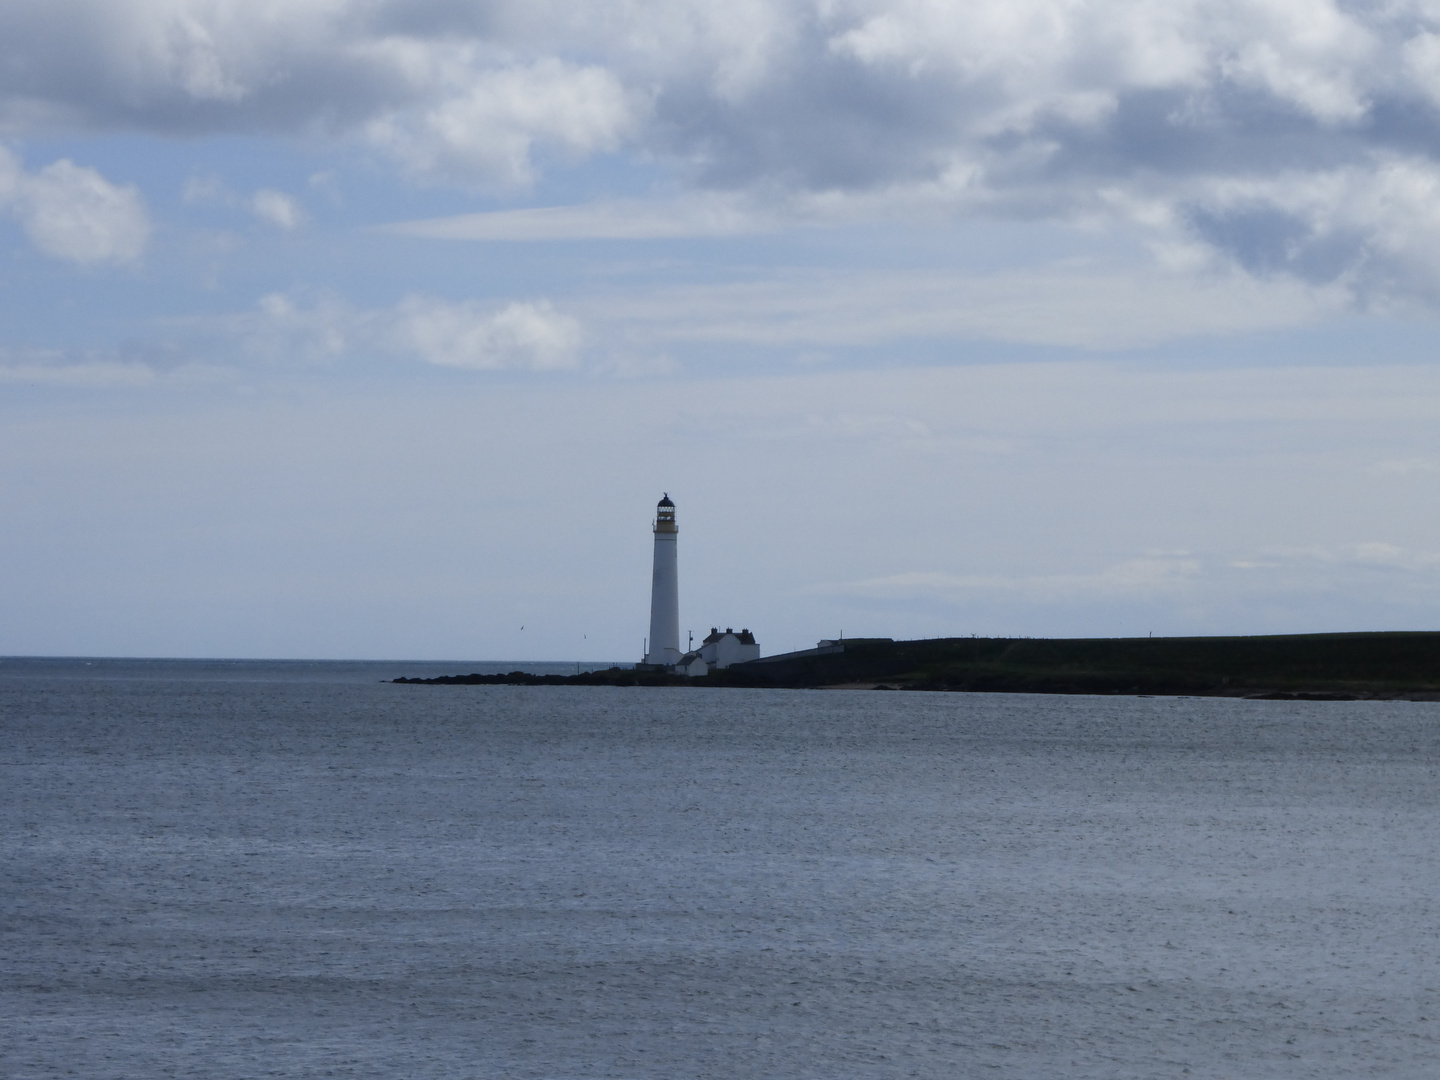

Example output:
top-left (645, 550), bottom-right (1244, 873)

top-left (0, 146), bottom-right (148, 263)
top-left (1168, 156), bottom-right (1440, 301)
top-left (16, 3), bottom-right (1440, 294)
top-left (1237, 542), bottom-right (1440, 572)
top-left (245, 292), bottom-right (352, 364)
top-left (813, 556), bottom-right (1206, 605)
top-left (381, 194), bottom-right (780, 241)
top-left (185, 174), bottom-right (305, 229)
top-left (811, 542), bottom-right (1440, 622)
top-left (212, 292), bottom-right (585, 373)
top-left (389, 296), bottom-right (582, 370)
top-left (0, 358), bottom-right (156, 387)
top-left (249, 188), bottom-right (304, 230)
top-left (189, 253), bottom-right (1336, 362)
top-left (0, 343), bottom-right (241, 388)
top-left (574, 263), bottom-right (1340, 351)
top-left (363, 57), bottom-right (641, 188)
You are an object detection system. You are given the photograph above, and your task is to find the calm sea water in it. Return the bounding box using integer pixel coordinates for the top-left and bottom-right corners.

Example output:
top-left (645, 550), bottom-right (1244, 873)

top-left (4, 659), bottom-right (1440, 1078)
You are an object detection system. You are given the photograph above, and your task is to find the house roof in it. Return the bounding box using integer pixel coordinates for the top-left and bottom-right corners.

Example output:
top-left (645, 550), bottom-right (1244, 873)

top-left (703, 628), bottom-right (757, 645)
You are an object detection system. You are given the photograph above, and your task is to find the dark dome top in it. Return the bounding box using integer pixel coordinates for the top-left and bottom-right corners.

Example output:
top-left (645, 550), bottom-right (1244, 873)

top-left (658, 494), bottom-right (674, 507)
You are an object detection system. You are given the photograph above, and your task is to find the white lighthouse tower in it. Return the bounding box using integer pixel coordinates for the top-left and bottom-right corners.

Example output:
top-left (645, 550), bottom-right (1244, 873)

top-left (643, 494), bottom-right (682, 667)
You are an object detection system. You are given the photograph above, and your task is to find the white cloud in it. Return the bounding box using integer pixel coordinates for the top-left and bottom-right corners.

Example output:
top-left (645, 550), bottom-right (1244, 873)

top-left (15, 2), bottom-right (1440, 294)
top-left (185, 174), bottom-right (306, 229)
top-left (246, 291), bottom-right (351, 363)
top-left (362, 55), bottom-right (642, 187)
top-left (250, 188), bottom-right (303, 229)
top-left (214, 292), bottom-right (585, 373)
top-left (1216, 0), bottom-right (1377, 123)
top-left (805, 538), bottom-right (1440, 625)
top-left (0, 147), bottom-right (148, 264)
top-left (1244, 542), bottom-right (1440, 572)
top-left (812, 556), bottom-right (1205, 605)
top-left (389, 296), bottom-right (582, 370)
top-left (357, 51), bottom-right (639, 185)
top-left (575, 263), bottom-right (1340, 351)
top-left (381, 194), bottom-right (779, 241)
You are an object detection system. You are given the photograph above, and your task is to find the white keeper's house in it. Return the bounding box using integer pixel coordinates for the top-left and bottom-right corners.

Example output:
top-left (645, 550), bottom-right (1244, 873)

top-left (699, 628), bottom-right (760, 670)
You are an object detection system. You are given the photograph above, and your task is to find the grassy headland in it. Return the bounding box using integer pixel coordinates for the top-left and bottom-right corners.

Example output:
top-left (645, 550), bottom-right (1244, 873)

top-left (396, 631), bottom-right (1440, 699)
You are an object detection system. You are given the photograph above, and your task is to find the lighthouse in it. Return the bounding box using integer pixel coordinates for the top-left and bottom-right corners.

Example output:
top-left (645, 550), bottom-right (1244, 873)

top-left (643, 494), bottom-right (682, 666)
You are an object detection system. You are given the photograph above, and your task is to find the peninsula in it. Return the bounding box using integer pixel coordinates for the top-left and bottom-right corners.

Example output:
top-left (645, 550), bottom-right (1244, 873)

top-left (394, 630), bottom-right (1440, 700)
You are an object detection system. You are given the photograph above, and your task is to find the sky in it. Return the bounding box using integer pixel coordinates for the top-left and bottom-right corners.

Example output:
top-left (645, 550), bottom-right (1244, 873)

top-left (7, 0), bottom-right (1440, 660)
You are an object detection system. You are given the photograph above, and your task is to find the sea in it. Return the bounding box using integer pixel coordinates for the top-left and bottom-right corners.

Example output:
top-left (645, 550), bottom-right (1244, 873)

top-left (4, 657), bottom-right (1440, 1078)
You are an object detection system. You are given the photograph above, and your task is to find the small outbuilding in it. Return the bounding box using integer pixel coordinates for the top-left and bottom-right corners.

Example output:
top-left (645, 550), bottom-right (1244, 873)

top-left (700, 627), bottom-right (761, 670)
top-left (674, 652), bottom-right (709, 677)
